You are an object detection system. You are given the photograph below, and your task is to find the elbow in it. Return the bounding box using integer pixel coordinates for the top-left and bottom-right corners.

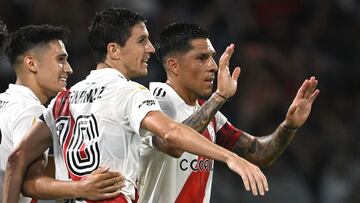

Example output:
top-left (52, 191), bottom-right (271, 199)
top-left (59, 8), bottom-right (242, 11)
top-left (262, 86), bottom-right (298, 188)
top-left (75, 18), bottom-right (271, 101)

top-left (6, 148), bottom-right (26, 171)
top-left (168, 149), bottom-right (184, 158)
top-left (162, 122), bottom-right (181, 147)
top-left (22, 177), bottom-right (44, 199)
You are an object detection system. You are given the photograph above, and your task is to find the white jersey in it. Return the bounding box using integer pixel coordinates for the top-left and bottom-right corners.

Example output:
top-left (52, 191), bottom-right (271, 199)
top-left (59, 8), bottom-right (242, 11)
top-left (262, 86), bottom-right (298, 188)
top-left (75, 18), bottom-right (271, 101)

top-left (0, 84), bottom-right (44, 203)
top-left (42, 68), bottom-right (161, 202)
top-left (139, 82), bottom-right (234, 203)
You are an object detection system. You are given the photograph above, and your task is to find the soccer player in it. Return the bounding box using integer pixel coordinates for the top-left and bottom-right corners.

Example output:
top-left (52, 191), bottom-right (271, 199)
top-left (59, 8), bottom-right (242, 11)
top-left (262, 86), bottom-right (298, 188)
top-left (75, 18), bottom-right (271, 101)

top-left (138, 22), bottom-right (319, 203)
top-left (0, 24), bottom-right (123, 202)
top-left (3, 7), bottom-right (268, 203)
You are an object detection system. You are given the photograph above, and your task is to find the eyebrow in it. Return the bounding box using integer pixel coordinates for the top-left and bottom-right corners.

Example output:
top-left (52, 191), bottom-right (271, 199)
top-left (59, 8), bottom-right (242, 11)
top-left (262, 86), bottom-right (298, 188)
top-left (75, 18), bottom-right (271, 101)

top-left (198, 50), bottom-right (216, 57)
top-left (56, 53), bottom-right (68, 58)
top-left (137, 34), bottom-right (149, 40)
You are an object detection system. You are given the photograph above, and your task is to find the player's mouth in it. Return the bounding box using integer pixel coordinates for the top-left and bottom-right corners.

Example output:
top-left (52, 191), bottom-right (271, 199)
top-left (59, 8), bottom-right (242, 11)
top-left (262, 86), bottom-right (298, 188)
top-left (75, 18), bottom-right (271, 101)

top-left (204, 76), bottom-right (215, 84)
top-left (59, 76), bottom-right (68, 85)
top-left (142, 57), bottom-right (150, 66)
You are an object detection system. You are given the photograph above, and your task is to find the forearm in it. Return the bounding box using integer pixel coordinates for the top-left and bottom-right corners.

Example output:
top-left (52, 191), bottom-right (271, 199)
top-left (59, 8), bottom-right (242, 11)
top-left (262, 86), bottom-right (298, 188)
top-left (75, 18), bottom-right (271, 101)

top-left (3, 151), bottom-right (28, 202)
top-left (164, 121), bottom-right (235, 163)
top-left (234, 121), bottom-right (297, 167)
top-left (182, 93), bottom-right (225, 132)
top-left (154, 93), bottom-right (226, 156)
top-left (22, 156), bottom-right (77, 200)
top-left (23, 176), bottom-right (78, 200)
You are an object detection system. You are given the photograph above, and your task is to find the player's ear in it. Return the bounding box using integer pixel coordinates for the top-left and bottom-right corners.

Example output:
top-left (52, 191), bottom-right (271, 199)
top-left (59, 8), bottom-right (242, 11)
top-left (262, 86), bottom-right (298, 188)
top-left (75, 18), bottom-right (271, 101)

top-left (24, 55), bottom-right (38, 73)
top-left (165, 57), bottom-right (179, 75)
top-left (107, 42), bottom-right (122, 60)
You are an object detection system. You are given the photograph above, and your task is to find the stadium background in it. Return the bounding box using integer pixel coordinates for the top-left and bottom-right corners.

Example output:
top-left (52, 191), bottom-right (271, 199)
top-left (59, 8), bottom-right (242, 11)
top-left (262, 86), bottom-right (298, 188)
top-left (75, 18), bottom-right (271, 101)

top-left (1, 0), bottom-right (359, 202)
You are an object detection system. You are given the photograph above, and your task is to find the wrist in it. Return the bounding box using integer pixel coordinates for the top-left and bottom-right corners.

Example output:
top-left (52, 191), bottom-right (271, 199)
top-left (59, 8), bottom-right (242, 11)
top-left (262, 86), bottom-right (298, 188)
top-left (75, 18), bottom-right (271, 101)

top-left (281, 122), bottom-right (298, 131)
top-left (225, 151), bottom-right (237, 164)
top-left (72, 181), bottom-right (85, 198)
top-left (214, 91), bottom-right (228, 102)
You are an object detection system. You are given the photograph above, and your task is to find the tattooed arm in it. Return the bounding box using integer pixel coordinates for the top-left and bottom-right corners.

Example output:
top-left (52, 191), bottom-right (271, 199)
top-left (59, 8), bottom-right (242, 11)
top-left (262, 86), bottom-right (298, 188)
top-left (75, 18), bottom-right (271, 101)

top-left (231, 76), bottom-right (319, 166)
top-left (233, 123), bottom-right (297, 167)
top-left (153, 93), bottom-right (227, 157)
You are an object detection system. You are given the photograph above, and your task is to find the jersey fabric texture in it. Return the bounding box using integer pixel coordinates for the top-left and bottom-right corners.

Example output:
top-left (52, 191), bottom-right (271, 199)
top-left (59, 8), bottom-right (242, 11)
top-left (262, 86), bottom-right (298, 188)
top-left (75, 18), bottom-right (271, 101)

top-left (138, 82), bottom-right (242, 203)
top-left (0, 84), bottom-right (44, 203)
top-left (42, 68), bottom-right (161, 203)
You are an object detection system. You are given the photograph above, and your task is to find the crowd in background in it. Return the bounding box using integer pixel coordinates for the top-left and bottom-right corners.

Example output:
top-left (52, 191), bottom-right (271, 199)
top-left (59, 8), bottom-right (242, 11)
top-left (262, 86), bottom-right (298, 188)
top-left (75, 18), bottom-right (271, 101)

top-left (1, 0), bottom-right (359, 202)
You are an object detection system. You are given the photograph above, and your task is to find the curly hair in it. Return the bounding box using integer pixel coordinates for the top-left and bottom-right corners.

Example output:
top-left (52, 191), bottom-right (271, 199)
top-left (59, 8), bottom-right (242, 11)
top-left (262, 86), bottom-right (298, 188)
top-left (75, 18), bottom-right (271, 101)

top-left (88, 7), bottom-right (146, 63)
top-left (5, 24), bottom-right (69, 65)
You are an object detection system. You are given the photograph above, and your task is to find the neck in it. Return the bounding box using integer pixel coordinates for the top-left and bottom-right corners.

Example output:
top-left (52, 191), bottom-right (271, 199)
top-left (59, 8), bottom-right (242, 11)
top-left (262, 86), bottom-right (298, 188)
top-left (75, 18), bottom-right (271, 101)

top-left (166, 79), bottom-right (198, 106)
top-left (97, 59), bottom-right (130, 79)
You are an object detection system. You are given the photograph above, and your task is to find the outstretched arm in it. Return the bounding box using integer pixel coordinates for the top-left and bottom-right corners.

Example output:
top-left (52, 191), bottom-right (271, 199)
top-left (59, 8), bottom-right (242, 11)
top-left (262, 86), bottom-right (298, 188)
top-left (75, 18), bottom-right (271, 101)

top-left (154, 44), bottom-right (241, 157)
top-left (232, 76), bottom-right (320, 166)
top-left (22, 156), bottom-right (124, 201)
top-left (142, 110), bottom-right (268, 196)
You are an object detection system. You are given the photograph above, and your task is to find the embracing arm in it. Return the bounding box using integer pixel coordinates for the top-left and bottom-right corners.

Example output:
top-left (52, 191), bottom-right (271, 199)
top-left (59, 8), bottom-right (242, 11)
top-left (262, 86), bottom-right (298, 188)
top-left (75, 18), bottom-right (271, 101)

top-left (232, 76), bottom-right (320, 167)
top-left (3, 121), bottom-right (53, 203)
top-left (141, 110), bottom-right (268, 196)
top-left (22, 156), bottom-right (124, 200)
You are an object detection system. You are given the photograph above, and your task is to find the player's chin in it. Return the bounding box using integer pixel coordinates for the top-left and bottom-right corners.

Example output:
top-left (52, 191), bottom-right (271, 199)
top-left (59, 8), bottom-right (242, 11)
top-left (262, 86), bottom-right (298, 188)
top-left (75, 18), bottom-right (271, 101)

top-left (200, 88), bottom-right (213, 97)
top-left (58, 83), bottom-right (67, 91)
top-left (139, 68), bottom-right (148, 76)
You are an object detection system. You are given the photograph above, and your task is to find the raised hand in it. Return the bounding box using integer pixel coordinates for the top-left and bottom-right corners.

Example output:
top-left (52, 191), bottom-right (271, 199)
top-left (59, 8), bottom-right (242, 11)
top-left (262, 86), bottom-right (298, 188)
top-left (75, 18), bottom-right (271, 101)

top-left (284, 76), bottom-right (320, 128)
top-left (226, 154), bottom-right (269, 196)
top-left (77, 167), bottom-right (125, 200)
top-left (216, 44), bottom-right (241, 99)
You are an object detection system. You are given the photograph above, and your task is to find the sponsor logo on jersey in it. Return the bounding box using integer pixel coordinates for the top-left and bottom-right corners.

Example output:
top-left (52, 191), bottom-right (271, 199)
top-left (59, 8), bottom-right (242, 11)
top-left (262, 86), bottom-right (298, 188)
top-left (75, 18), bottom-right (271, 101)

top-left (179, 158), bottom-right (214, 173)
top-left (138, 100), bottom-right (156, 108)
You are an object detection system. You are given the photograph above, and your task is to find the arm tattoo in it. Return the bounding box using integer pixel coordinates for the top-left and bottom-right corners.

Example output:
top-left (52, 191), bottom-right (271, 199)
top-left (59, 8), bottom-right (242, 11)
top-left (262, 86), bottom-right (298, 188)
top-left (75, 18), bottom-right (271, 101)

top-left (152, 93), bottom-right (225, 157)
top-left (233, 123), bottom-right (297, 167)
top-left (182, 94), bottom-right (226, 133)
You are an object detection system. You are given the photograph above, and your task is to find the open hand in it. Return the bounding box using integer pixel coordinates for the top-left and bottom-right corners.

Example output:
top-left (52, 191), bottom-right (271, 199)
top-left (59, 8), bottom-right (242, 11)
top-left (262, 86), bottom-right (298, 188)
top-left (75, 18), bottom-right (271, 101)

top-left (215, 44), bottom-right (241, 99)
top-left (284, 76), bottom-right (320, 128)
top-left (227, 154), bottom-right (269, 196)
top-left (77, 167), bottom-right (125, 200)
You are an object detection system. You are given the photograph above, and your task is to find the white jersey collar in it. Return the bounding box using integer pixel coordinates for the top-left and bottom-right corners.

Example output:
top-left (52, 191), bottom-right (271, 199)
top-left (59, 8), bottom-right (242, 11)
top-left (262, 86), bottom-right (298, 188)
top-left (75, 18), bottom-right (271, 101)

top-left (6, 84), bottom-right (41, 103)
top-left (149, 82), bottom-right (198, 108)
top-left (88, 68), bottom-right (127, 80)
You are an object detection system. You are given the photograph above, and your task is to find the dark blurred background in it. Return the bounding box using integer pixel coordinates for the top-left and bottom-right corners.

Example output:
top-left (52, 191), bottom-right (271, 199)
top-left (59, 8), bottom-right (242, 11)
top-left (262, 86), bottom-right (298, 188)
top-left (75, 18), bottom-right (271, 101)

top-left (1, 0), bottom-right (359, 202)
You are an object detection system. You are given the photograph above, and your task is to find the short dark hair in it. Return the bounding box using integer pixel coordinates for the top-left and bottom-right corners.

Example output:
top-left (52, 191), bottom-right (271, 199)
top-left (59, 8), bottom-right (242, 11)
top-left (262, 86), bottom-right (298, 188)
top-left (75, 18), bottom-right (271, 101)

top-left (0, 21), bottom-right (8, 51)
top-left (5, 24), bottom-right (69, 65)
top-left (155, 22), bottom-right (209, 64)
top-left (88, 7), bottom-right (146, 63)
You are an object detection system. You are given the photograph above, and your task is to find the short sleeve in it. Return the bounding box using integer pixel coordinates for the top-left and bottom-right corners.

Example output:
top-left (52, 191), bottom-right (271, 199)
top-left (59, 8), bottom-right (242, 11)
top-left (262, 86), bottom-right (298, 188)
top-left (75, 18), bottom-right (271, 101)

top-left (125, 87), bottom-right (161, 135)
top-left (214, 111), bottom-right (228, 132)
top-left (216, 120), bottom-right (243, 150)
top-left (11, 104), bottom-right (44, 147)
